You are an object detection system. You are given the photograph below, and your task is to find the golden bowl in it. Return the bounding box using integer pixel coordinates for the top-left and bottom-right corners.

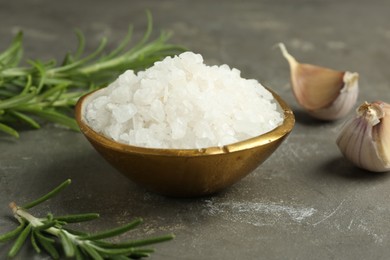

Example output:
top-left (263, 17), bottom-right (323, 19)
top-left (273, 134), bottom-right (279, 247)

top-left (75, 88), bottom-right (295, 197)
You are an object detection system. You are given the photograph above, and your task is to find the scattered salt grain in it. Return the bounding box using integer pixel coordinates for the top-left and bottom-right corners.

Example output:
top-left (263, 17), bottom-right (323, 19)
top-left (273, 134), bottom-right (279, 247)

top-left (84, 52), bottom-right (283, 149)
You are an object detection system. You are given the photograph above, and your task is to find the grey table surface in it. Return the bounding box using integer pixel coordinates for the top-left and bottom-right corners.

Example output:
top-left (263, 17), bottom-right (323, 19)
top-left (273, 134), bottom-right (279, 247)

top-left (1, 0), bottom-right (390, 259)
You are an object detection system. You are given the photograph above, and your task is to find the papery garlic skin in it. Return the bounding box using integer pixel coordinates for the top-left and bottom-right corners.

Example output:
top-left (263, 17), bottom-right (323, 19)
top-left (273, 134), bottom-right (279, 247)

top-left (373, 102), bottom-right (390, 166)
top-left (279, 43), bottom-right (359, 121)
top-left (336, 101), bottom-right (390, 172)
top-left (308, 72), bottom-right (359, 120)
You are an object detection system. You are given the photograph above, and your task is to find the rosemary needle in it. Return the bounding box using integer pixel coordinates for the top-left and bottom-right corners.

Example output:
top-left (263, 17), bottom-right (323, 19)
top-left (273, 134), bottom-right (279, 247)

top-left (0, 179), bottom-right (174, 259)
top-left (0, 11), bottom-right (185, 138)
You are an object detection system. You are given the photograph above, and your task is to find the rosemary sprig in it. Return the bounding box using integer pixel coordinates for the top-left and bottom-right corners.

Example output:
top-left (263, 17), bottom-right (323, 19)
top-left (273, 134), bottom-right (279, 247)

top-left (0, 11), bottom-right (185, 138)
top-left (0, 179), bottom-right (174, 259)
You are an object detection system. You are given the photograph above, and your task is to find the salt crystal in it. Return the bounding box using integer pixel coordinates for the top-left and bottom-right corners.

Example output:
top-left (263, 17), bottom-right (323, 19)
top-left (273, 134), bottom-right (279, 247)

top-left (108, 104), bottom-right (137, 123)
top-left (84, 51), bottom-right (283, 149)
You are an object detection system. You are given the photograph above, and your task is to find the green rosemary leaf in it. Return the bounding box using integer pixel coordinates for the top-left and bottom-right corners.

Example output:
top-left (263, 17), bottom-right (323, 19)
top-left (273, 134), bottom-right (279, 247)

top-left (26, 109), bottom-right (79, 131)
top-left (0, 80), bottom-right (24, 94)
top-left (81, 245), bottom-right (104, 260)
top-left (62, 227), bottom-right (88, 237)
top-left (27, 60), bottom-right (47, 93)
top-left (21, 74), bottom-right (33, 95)
top-left (120, 233), bottom-right (175, 248)
top-left (61, 52), bottom-right (74, 66)
top-left (8, 43), bottom-right (23, 68)
top-left (93, 245), bottom-right (135, 256)
top-left (49, 37), bottom-right (108, 74)
top-left (22, 179), bottom-right (71, 209)
top-left (129, 251), bottom-right (151, 259)
top-left (34, 230), bottom-right (55, 243)
top-left (0, 92), bottom-right (36, 110)
top-left (0, 221), bottom-right (25, 242)
top-left (30, 231), bottom-right (41, 253)
top-left (41, 77), bottom-right (85, 87)
top-left (74, 29), bottom-right (86, 60)
top-left (0, 31), bottom-right (22, 55)
top-left (100, 247), bottom-right (155, 257)
top-left (35, 232), bottom-right (59, 259)
top-left (59, 230), bottom-right (75, 257)
top-left (132, 248), bottom-right (155, 254)
top-left (54, 213), bottom-right (100, 223)
top-left (80, 218), bottom-right (143, 241)
top-left (36, 83), bottom-right (68, 102)
top-left (45, 90), bottom-right (66, 108)
top-left (34, 220), bottom-right (57, 231)
top-left (9, 110), bottom-right (40, 129)
top-left (104, 25), bottom-right (134, 61)
top-left (95, 233), bottom-right (175, 249)
top-left (0, 32), bottom-right (23, 66)
top-left (110, 256), bottom-right (131, 260)
top-left (0, 89), bottom-right (17, 98)
top-left (0, 67), bottom-right (31, 78)
top-left (74, 245), bottom-right (84, 260)
top-left (76, 18), bottom-right (163, 76)
top-left (8, 223), bottom-right (32, 257)
top-left (126, 10), bottom-right (153, 55)
top-left (0, 122), bottom-right (19, 138)
top-left (46, 213), bottom-right (54, 221)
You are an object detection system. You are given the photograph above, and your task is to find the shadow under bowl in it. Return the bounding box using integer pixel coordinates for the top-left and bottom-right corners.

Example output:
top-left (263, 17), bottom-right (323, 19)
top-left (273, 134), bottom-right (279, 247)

top-left (75, 88), bottom-right (295, 197)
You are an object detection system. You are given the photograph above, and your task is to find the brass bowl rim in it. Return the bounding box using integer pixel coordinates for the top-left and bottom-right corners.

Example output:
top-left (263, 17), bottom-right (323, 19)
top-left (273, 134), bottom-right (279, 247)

top-left (75, 88), bottom-right (295, 157)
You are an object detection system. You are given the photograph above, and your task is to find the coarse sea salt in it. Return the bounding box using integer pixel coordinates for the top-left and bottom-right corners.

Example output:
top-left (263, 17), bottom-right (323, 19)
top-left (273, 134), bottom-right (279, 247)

top-left (84, 52), bottom-right (283, 149)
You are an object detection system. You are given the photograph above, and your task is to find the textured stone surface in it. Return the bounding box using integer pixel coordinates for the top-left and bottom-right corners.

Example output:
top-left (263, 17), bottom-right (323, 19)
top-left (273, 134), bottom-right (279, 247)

top-left (1, 0), bottom-right (390, 259)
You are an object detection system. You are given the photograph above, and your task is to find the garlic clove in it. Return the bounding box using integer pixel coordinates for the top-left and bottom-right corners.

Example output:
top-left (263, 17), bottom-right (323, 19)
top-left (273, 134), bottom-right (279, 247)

top-left (279, 43), bottom-right (359, 120)
top-left (336, 101), bottom-right (390, 172)
top-left (372, 101), bottom-right (390, 167)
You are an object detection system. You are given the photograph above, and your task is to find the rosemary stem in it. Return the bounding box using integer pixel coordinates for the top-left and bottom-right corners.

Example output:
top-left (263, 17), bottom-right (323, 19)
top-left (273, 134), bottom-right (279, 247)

top-left (9, 202), bottom-right (88, 247)
top-left (10, 202), bottom-right (59, 236)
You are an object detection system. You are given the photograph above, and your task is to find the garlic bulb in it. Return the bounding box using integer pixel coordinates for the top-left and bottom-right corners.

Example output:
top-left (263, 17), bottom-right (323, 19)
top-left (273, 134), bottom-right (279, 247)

top-left (279, 43), bottom-right (359, 120)
top-left (336, 101), bottom-right (390, 172)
